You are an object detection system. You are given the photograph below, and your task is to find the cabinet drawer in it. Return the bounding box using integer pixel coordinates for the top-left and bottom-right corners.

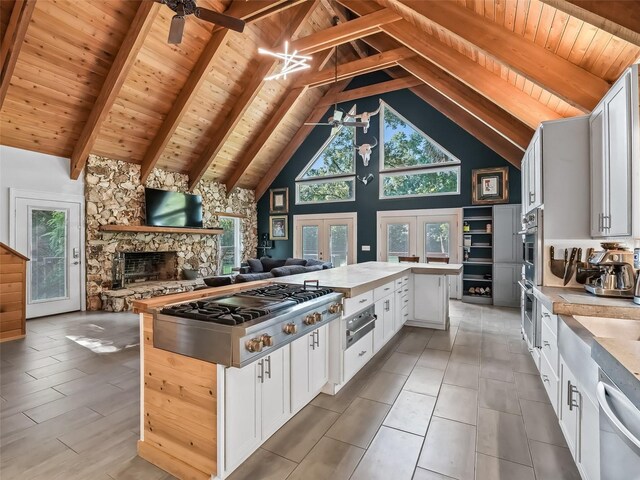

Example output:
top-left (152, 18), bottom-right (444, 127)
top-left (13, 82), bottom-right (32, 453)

top-left (541, 320), bottom-right (558, 376)
top-left (402, 275), bottom-right (409, 285)
top-left (401, 305), bottom-right (409, 326)
top-left (343, 291), bottom-right (374, 316)
top-left (344, 331), bottom-right (373, 381)
top-left (394, 278), bottom-right (403, 289)
top-left (374, 282), bottom-right (395, 302)
top-left (540, 304), bottom-right (558, 334)
top-left (540, 352), bottom-right (559, 414)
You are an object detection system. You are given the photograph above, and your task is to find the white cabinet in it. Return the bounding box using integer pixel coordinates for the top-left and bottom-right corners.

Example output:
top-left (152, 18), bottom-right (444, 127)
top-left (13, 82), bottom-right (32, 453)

top-left (291, 325), bottom-right (328, 414)
top-left (493, 204), bottom-right (522, 263)
top-left (493, 264), bottom-right (520, 308)
top-left (374, 292), bottom-right (395, 351)
top-left (225, 346), bottom-right (290, 471)
top-left (590, 67), bottom-right (634, 237)
top-left (411, 274), bottom-right (448, 329)
top-left (522, 131), bottom-right (542, 214)
top-left (559, 356), bottom-right (579, 455)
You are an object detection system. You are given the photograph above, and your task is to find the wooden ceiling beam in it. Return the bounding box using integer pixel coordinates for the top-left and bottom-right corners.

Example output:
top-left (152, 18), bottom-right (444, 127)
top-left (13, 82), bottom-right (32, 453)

top-left (188, 0), bottom-right (320, 191)
top-left (223, 0), bottom-right (309, 27)
top-left (0, 0), bottom-right (36, 110)
top-left (317, 75), bottom-right (423, 106)
top-left (338, 0), bottom-right (563, 129)
top-left (539, 0), bottom-right (640, 47)
top-left (324, 0), bottom-right (370, 58)
top-left (139, 1), bottom-right (287, 184)
top-left (69, 0), bottom-right (160, 179)
top-left (385, 0), bottom-right (609, 112)
top-left (289, 8), bottom-right (401, 55)
top-left (255, 80), bottom-right (350, 199)
top-left (297, 47), bottom-right (415, 88)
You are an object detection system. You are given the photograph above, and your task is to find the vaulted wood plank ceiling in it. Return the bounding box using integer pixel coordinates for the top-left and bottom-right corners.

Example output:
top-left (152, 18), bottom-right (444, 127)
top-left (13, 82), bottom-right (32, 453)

top-left (1, 0), bottom-right (639, 198)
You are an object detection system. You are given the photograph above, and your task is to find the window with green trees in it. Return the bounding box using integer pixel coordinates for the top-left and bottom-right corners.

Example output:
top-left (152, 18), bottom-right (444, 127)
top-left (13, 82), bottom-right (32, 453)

top-left (296, 106), bottom-right (356, 204)
top-left (380, 103), bottom-right (460, 199)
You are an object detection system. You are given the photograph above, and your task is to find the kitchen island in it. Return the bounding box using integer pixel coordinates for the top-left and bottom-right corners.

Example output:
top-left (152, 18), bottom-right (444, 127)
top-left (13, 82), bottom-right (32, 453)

top-left (132, 261), bottom-right (462, 480)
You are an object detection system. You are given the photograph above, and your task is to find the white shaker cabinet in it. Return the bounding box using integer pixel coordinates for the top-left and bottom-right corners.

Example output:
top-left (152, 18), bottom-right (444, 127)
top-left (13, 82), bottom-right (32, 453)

top-left (590, 66), bottom-right (636, 238)
top-left (374, 293), bottom-right (394, 351)
top-left (493, 204), bottom-right (522, 264)
top-left (225, 345), bottom-right (290, 472)
top-left (291, 325), bottom-right (329, 414)
top-left (410, 274), bottom-right (448, 329)
top-left (493, 264), bottom-right (520, 308)
top-left (523, 131), bottom-right (542, 214)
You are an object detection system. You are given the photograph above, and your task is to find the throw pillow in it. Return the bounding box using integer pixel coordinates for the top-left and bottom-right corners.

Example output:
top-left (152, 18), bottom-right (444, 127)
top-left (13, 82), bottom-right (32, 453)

top-left (271, 265), bottom-right (308, 277)
top-left (285, 258), bottom-right (307, 266)
top-left (260, 257), bottom-right (287, 271)
top-left (303, 265), bottom-right (323, 273)
top-left (305, 258), bottom-right (325, 267)
top-left (247, 258), bottom-right (263, 273)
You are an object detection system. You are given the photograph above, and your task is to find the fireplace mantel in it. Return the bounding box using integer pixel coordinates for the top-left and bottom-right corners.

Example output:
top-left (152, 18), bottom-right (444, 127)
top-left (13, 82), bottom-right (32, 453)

top-left (99, 225), bottom-right (223, 235)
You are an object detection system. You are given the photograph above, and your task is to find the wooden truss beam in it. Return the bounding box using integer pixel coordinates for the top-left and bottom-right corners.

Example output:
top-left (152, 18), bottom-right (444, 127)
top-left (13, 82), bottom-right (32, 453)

top-left (139, 1), bottom-right (287, 184)
top-left (539, 0), bottom-right (640, 47)
top-left (224, 0), bottom-right (309, 27)
top-left (338, 0), bottom-right (563, 129)
top-left (69, 1), bottom-right (160, 179)
top-left (317, 75), bottom-right (422, 106)
top-left (297, 47), bottom-right (414, 88)
top-left (255, 81), bottom-right (350, 199)
top-left (387, 0), bottom-right (609, 112)
top-left (0, 0), bottom-right (36, 109)
top-left (188, 1), bottom-right (320, 190)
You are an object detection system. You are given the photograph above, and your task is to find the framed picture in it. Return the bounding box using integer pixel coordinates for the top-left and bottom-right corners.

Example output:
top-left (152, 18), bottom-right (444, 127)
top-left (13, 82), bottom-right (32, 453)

top-left (472, 167), bottom-right (509, 205)
top-left (269, 215), bottom-right (288, 240)
top-left (269, 187), bottom-right (289, 214)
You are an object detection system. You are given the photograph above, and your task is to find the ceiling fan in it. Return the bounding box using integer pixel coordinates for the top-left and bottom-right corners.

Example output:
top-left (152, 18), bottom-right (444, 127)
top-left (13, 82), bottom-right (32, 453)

top-left (304, 41), bottom-right (367, 134)
top-left (156, 0), bottom-right (245, 45)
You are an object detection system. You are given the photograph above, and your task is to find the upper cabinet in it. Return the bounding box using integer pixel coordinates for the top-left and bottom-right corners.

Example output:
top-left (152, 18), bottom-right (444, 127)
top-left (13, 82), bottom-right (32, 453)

top-left (589, 65), bottom-right (638, 238)
top-left (523, 131), bottom-right (542, 213)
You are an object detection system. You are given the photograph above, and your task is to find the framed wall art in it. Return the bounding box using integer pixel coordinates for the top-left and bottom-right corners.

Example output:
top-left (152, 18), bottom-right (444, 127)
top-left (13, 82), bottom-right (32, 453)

top-left (269, 187), bottom-right (289, 214)
top-left (269, 215), bottom-right (288, 240)
top-left (472, 167), bottom-right (509, 205)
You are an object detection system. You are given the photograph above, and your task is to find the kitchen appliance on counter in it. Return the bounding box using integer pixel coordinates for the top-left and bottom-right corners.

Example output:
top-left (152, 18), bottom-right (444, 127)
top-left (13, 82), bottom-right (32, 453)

top-left (153, 282), bottom-right (344, 367)
top-left (584, 247), bottom-right (637, 298)
top-left (597, 370), bottom-right (640, 479)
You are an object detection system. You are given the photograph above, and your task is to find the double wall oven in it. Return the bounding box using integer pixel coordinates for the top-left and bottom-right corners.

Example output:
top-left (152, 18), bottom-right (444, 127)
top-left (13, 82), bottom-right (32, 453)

top-left (519, 209), bottom-right (542, 349)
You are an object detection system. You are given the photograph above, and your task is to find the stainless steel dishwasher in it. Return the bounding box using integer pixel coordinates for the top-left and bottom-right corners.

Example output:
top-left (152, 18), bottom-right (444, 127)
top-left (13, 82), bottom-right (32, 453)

top-left (597, 369), bottom-right (640, 480)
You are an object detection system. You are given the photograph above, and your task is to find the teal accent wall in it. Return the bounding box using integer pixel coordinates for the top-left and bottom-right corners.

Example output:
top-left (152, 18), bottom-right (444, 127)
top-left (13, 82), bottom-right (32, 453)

top-left (257, 72), bottom-right (522, 261)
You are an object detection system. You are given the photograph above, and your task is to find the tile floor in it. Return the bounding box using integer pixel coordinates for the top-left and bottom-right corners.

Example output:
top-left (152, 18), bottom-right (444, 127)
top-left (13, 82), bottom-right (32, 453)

top-left (0, 302), bottom-right (581, 480)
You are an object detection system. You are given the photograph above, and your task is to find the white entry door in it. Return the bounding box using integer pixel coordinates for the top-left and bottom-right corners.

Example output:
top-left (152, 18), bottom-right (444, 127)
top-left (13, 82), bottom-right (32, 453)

top-left (379, 210), bottom-right (461, 299)
top-left (14, 197), bottom-right (83, 318)
top-left (294, 214), bottom-right (356, 266)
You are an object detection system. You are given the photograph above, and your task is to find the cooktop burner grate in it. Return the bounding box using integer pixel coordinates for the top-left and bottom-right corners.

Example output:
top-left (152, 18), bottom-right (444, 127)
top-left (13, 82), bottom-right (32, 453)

top-left (236, 284), bottom-right (334, 303)
top-left (160, 302), bottom-right (273, 325)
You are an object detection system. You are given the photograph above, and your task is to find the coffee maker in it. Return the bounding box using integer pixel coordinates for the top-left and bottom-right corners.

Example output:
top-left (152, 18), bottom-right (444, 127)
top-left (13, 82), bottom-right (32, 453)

top-left (584, 248), bottom-right (636, 298)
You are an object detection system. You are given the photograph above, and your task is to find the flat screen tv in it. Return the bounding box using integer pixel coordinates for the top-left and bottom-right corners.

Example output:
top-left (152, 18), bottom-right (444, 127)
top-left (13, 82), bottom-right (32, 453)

top-left (145, 188), bottom-right (203, 228)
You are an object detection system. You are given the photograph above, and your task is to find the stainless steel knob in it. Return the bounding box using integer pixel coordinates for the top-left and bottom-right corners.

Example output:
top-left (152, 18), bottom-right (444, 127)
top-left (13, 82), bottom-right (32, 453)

top-left (260, 334), bottom-right (274, 347)
top-left (245, 338), bottom-right (263, 352)
top-left (304, 314), bottom-right (316, 325)
top-left (328, 303), bottom-right (342, 314)
top-left (283, 323), bottom-right (297, 335)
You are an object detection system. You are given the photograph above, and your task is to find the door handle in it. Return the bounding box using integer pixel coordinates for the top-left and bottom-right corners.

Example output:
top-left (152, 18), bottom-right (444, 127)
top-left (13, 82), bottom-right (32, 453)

top-left (72, 261), bottom-right (80, 265)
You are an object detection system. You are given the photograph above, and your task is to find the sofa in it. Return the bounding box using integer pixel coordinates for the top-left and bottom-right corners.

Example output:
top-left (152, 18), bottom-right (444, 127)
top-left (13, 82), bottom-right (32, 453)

top-left (234, 257), bottom-right (333, 283)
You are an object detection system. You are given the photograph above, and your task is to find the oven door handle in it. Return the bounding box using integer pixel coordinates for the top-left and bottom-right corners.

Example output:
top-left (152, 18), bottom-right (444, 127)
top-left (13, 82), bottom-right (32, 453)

top-left (347, 315), bottom-right (376, 337)
top-left (517, 280), bottom-right (532, 294)
top-left (597, 381), bottom-right (640, 455)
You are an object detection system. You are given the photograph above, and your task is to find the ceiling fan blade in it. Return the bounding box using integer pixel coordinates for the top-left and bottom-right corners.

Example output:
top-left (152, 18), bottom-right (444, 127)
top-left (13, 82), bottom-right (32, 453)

top-left (168, 15), bottom-right (185, 44)
top-left (304, 122), bottom-right (331, 126)
top-left (195, 7), bottom-right (245, 32)
top-left (342, 122), bottom-right (368, 127)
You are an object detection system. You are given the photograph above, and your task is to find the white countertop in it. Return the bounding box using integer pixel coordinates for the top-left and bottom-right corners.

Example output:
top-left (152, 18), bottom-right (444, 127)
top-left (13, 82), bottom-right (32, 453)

top-left (276, 261), bottom-right (462, 297)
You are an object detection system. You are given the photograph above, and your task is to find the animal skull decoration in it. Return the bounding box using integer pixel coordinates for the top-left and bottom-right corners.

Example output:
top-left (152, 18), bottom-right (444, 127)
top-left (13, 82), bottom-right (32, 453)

top-left (347, 102), bottom-right (382, 134)
top-left (355, 137), bottom-right (378, 167)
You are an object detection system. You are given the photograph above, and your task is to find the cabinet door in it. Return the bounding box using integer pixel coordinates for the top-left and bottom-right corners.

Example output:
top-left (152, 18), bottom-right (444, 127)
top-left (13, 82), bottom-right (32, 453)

top-left (290, 334), bottom-right (311, 414)
top-left (521, 154), bottom-right (530, 213)
top-left (394, 290), bottom-right (403, 333)
top-left (578, 392), bottom-right (600, 480)
top-left (261, 346), bottom-right (290, 439)
top-left (605, 72), bottom-right (632, 236)
top-left (590, 105), bottom-right (606, 237)
top-left (532, 132), bottom-right (542, 210)
top-left (225, 363), bottom-right (260, 470)
top-left (413, 275), bottom-right (444, 326)
top-left (493, 264), bottom-right (518, 307)
top-left (374, 298), bottom-right (385, 352)
top-left (494, 205), bottom-right (520, 263)
top-left (383, 295), bottom-right (395, 341)
top-left (310, 325), bottom-right (329, 395)
top-left (559, 357), bottom-right (579, 457)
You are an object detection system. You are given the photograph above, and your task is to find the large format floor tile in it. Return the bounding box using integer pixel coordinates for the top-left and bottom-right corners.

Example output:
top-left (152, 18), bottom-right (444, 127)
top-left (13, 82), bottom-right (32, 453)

top-left (226, 448), bottom-right (296, 480)
top-left (476, 407), bottom-right (532, 466)
top-left (520, 399), bottom-right (567, 446)
top-left (478, 377), bottom-right (522, 415)
top-left (443, 362), bottom-right (479, 390)
top-left (433, 384), bottom-right (478, 425)
top-left (325, 397), bottom-right (390, 448)
top-left (287, 437), bottom-right (364, 480)
top-left (417, 416), bottom-right (476, 480)
top-left (529, 440), bottom-right (581, 480)
top-left (515, 372), bottom-right (551, 403)
top-left (404, 366), bottom-right (444, 397)
top-left (358, 370), bottom-right (407, 404)
top-left (383, 390), bottom-right (436, 436)
top-left (475, 453), bottom-right (535, 480)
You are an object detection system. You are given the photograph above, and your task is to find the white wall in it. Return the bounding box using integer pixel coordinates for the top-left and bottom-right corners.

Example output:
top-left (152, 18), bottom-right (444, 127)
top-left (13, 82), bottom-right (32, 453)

top-left (0, 146), bottom-right (84, 245)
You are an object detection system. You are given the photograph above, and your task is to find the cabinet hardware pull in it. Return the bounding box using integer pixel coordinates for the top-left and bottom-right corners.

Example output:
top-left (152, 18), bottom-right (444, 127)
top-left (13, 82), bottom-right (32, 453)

top-left (358, 350), bottom-right (367, 357)
top-left (258, 360), bottom-right (264, 383)
top-left (314, 330), bottom-right (319, 348)
top-left (543, 341), bottom-right (550, 347)
top-left (359, 299), bottom-right (367, 304)
top-left (542, 374), bottom-right (549, 383)
top-left (265, 356), bottom-right (272, 379)
top-left (310, 332), bottom-right (315, 349)
top-left (384, 287), bottom-right (390, 291)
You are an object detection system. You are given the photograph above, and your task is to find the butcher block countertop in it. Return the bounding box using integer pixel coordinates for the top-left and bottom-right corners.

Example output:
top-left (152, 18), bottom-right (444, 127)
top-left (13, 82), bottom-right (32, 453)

top-left (276, 261), bottom-right (463, 297)
top-left (533, 285), bottom-right (640, 320)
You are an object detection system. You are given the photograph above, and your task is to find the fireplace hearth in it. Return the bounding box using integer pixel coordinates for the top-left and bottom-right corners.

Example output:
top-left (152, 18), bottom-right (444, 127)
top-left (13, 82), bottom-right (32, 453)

top-left (112, 251), bottom-right (178, 289)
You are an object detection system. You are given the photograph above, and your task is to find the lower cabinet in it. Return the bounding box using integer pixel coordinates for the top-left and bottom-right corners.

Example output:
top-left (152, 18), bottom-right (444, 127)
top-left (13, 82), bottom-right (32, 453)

top-left (493, 263), bottom-right (521, 307)
top-left (290, 325), bottom-right (328, 414)
top-left (374, 293), bottom-right (395, 352)
top-left (225, 345), bottom-right (290, 472)
top-left (412, 274), bottom-right (448, 328)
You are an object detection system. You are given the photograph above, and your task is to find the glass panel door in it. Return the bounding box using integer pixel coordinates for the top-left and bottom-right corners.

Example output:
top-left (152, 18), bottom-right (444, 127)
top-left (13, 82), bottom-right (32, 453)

top-left (417, 214), bottom-right (460, 298)
top-left (379, 217), bottom-right (417, 262)
top-left (328, 224), bottom-right (348, 267)
top-left (301, 225), bottom-right (320, 261)
top-left (294, 215), bottom-right (356, 265)
top-left (424, 221), bottom-right (450, 260)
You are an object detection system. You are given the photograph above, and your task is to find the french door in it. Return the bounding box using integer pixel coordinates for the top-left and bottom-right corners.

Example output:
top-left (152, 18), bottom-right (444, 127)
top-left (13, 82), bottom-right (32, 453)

top-left (13, 196), bottom-right (83, 318)
top-left (293, 214), bottom-right (356, 266)
top-left (378, 209), bottom-right (461, 298)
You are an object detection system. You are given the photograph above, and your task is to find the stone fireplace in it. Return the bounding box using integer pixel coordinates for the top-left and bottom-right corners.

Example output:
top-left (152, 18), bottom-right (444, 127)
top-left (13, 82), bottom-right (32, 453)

top-left (112, 251), bottom-right (178, 289)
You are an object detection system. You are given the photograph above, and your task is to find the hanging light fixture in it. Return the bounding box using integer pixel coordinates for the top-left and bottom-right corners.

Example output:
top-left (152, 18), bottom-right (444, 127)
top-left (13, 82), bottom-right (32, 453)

top-left (259, 41), bottom-right (312, 80)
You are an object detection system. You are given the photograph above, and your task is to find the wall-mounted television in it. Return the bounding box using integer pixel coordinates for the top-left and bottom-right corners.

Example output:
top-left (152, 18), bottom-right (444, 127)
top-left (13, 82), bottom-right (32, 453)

top-left (145, 188), bottom-right (203, 228)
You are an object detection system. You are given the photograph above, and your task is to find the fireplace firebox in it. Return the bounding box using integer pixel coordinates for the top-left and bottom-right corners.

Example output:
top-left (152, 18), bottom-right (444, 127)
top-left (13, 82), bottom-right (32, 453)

top-left (112, 251), bottom-right (178, 289)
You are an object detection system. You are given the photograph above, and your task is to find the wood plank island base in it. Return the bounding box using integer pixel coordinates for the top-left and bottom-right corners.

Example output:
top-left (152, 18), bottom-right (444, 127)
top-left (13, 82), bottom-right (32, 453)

top-left (133, 262), bottom-right (462, 479)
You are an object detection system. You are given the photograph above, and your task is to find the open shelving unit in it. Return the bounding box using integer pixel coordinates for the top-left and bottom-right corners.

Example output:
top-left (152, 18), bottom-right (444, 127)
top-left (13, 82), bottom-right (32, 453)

top-left (462, 206), bottom-right (493, 304)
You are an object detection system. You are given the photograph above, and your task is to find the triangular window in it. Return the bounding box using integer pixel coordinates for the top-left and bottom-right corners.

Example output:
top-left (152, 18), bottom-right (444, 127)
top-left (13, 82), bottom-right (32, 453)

top-left (297, 105), bottom-right (357, 180)
top-left (381, 102), bottom-right (460, 170)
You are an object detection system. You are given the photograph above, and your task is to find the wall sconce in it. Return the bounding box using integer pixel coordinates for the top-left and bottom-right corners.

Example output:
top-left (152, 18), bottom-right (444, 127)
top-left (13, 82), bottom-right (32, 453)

top-left (357, 174), bottom-right (374, 185)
